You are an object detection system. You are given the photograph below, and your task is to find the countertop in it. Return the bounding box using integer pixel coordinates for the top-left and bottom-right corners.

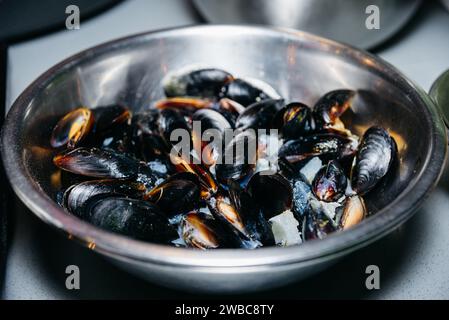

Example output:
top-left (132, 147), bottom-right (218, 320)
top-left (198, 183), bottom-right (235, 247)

top-left (2, 0), bottom-right (449, 299)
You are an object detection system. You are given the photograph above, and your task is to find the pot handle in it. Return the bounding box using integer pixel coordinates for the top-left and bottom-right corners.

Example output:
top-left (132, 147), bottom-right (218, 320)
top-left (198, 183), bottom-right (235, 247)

top-left (429, 69), bottom-right (449, 129)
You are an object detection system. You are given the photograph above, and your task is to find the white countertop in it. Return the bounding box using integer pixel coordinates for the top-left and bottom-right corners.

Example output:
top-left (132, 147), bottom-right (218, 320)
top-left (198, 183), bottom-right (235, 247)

top-left (3, 0), bottom-right (449, 299)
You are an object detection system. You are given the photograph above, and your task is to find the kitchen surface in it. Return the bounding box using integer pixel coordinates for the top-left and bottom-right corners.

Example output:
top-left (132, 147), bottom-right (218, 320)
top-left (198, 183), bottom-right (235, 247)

top-left (2, 0), bottom-right (449, 299)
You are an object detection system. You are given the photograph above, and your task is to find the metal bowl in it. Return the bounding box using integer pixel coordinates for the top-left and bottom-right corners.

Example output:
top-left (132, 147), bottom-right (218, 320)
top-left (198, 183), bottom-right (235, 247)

top-left (1, 25), bottom-right (447, 293)
top-left (192, 0), bottom-right (422, 49)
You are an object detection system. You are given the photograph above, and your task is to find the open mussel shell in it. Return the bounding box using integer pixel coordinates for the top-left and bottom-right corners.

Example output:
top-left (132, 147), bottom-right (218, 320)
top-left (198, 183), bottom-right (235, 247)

top-left (163, 67), bottom-right (234, 98)
top-left (180, 211), bottom-right (243, 249)
top-left (87, 196), bottom-right (178, 243)
top-left (351, 126), bottom-right (396, 195)
top-left (171, 154), bottom-right (218, 198)
top-left (228, 181), bottom-right (275, 246)
top-left (278, 132), bottom-right (358, 166)
top-left (50, 107), bottom-right (94, 149)
top-left (273, 102), bottom-right (314, 140)
top-left (246, 172), bottom-right (293, 220)
top-left (235, 99), bottom-right (284, 131)
top-left (63, 179), bottom-right (146, 218)
top-left (215, 130), bottom-right (257, 186)
top-left (313, 89), bottom-right (355, 129)
top-left (192, 108), bottom-right (231, 165)
top-left (312, 160), bottom-right (347, 202)
top-left (144, 172), bottom-right (201, 218)
top-left (339, 195), bottom-right (367, 230)
top-left (53, 147), bottom-right (139, 179)
top-left (220, 78), bottom-right (279, 107)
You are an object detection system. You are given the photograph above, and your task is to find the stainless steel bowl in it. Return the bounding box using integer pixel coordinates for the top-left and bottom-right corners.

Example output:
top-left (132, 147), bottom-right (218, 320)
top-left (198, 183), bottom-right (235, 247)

top-left (1, 25), bottom-right (447, 293)
top-left (193, 0), bottom-right (422, 49)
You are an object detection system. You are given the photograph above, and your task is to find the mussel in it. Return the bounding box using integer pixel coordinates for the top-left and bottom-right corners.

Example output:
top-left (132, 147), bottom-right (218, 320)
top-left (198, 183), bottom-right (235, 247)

top-left (339, 195), bottom-right (367, 230)
top-left (215, 130), bottom-right (258, 186)
top-left (278, 133), bottom-right (358, 165)
top-left (273, 102), bottom-right (314, 140)
top-left (63, 179), bottom-right (146, 218)
top-left (157, 108), bottom-right (191, 150)
top-left (50, 107), bottom-right (94, 148)
top-left (220, 78), bottom-right (279, 107)
top-left (163, 68), bottom-right (234, 98)
top-left (144, 172), bottom-right (200, 218)
top-left (92, 104), bottom-right (132, 134)
top-left (132, 109), bottom-right (167, 161)
top-left (180, 211), bottom-right (242, 249)
top-left (192, 108), bottom-right (231, 166)
top-left (211, 98), bottom-right (245, 127)
top-left (312, 160), bottom-right (347, 202)
top-left (53, 147), bottom-right (139, 179)
top-left (235, 99), bottom-right (284, 131)
top-left (313, 89), bottom-right (355, 129)
top-left (88, 196), bottom-right (178, 243)
top-left (303, 209), bottom-right (337, 240)
top-left (351, 126), bottom-right (396, 195)
top-left (246, 172), bottom-right (293, 220)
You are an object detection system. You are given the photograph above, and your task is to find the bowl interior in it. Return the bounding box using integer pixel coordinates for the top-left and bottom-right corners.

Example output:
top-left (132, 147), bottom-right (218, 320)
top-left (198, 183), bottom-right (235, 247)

top-left (3, 26), bottom-right (445, 264)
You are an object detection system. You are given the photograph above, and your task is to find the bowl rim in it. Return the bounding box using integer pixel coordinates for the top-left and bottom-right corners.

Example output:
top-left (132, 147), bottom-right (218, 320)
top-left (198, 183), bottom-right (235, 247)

top-left (1, 25), bottom-right (447, 268)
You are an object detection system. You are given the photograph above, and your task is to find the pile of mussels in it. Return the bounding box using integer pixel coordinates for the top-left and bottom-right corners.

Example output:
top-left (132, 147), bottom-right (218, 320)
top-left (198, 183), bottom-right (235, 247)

top-left (50, 67), bottom-right (397, 249)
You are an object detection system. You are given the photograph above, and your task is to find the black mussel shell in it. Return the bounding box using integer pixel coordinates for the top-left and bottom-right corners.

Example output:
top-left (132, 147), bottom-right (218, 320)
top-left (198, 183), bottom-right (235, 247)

top-left (312, 160), bottom-right (347, 202)
top-left (137, 160), bottom-right (172, 191)
top-left (273, 102), bottom-right (314, 139)
top-left (144, 172), bottom-right (201, 218)
top-left (303, 210), bottom-right (337, 241)
top-left (157, 108), bottom-right (192, 150)
top-left (92, 104), bottom-right (131, 134)
top-left (278, 133), bottom-right (357, 165)
top-left (192, 108), bottom-right (232, 165)
top-left (228, 181), bottom-right (275, 246)
top-left (172, 154), bottom-right (218, 199)
top-left (50, 107), bottom-right (94, 149)
top-left (291, 177), bottom-right (312, 217)
top-left (215, 130), bottom-right (257, 186)
top-left (63, 179), bottom-right (145, 218)
top-left (181, 211), bottom-right (242, 249)
top-left (87, 196), bottom-right (178, 243)
top-left (163, 68), bottom-right (234, 98)
top-left (246, 172), bottom-right (293, 220)
top-left (132, 110), bottom-right (168, 161)
top-left (351, 126), bottom-right (396, 195)
top-left (220, 78), bottom-right (278, 107)
top-left (313, 89), bottom-right (355, 129)
top-left (53, 147), bottom-right (139, 179)
top-left (235, 99), bottom-right (285, 131)
top-left (211, 98), bottom-right (246, 127)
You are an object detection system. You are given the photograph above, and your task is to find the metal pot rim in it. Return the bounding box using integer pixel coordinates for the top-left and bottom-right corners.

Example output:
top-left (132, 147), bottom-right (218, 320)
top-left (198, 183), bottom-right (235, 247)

top-left (1, 25), bottom-right (447, 268)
